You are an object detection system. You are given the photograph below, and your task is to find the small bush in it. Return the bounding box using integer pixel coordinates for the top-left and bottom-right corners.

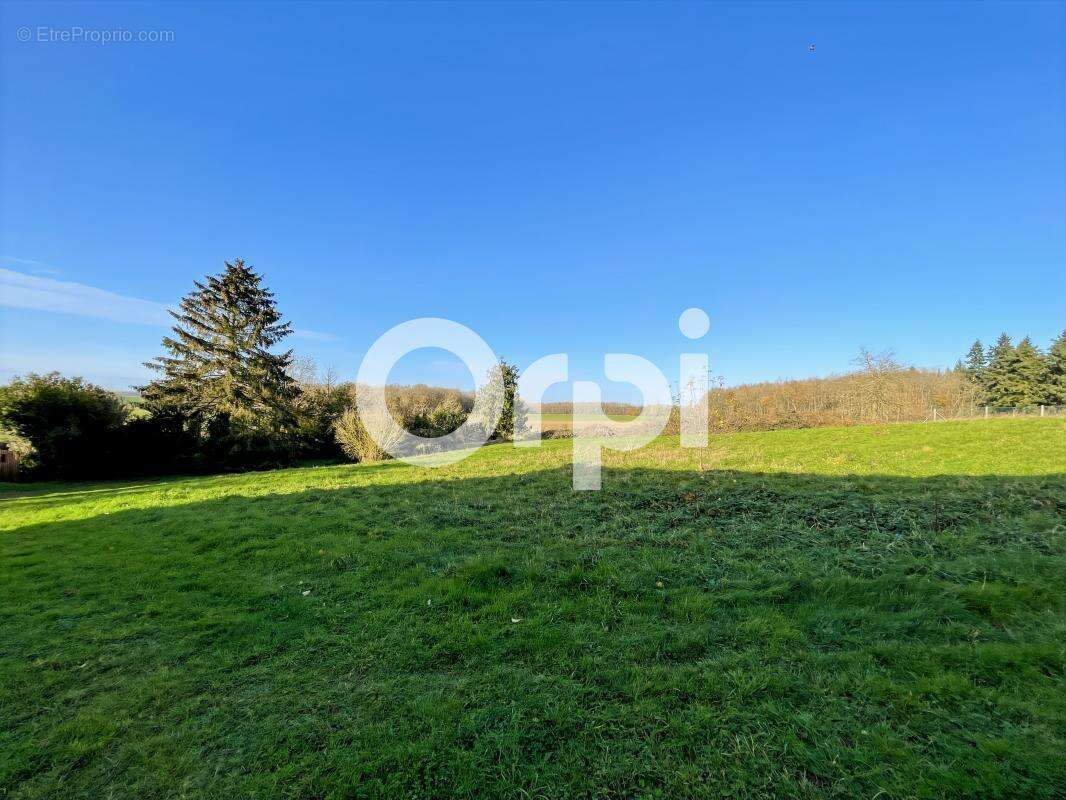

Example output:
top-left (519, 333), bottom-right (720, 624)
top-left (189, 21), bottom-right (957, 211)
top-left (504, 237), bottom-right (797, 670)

top-left (0, 372), bottom-right (129, 478)
top-left (334, 407), bottom-right (397, 462)
top-left (293, 382), bottom-right (353, 458)
top-left (110, 416), bottom-right (187, 476)
top-left (334, 390), bottom-right (476, 462)
top-left (426, 395), bottom-right (466, 437)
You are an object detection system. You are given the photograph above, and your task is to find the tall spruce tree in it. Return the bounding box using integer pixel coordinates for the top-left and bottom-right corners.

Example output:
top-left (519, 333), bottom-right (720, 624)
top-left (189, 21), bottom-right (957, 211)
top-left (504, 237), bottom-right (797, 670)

top-left (1046, 330), bottom-right (1066, 404)
top-left (961, 340), bottom-right (987, 394)
top-left (1013, 337), bottom-right (1049, 407)
top-left (141, 259), bottom-right (297, 433)
top-left (982, 333), bottom-right (1019, 407)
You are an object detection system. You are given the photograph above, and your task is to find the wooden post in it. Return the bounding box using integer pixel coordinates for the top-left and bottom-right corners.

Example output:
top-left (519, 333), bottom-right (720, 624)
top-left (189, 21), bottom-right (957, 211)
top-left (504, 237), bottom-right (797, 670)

top-left (1041, 405), bottom-right (1045, 417)
top-left (0, 446), bottom-right (19, 482)
top-left (985, 406), bottom-right (989, 419)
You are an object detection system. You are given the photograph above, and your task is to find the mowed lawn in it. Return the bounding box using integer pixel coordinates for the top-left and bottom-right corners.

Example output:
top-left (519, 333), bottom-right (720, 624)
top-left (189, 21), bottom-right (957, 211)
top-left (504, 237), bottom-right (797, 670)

top-left (1, 420), bottom-right (1065, 799)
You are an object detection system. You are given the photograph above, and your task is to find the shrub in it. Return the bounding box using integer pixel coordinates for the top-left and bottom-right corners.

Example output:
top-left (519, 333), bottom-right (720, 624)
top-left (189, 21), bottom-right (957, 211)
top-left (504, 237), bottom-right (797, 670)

top-left (334, 390), bottom-right (473, 462)
top-left (393, 391), bottom-right (468, 439)
top-left (110, 416), bottom-right (187, 476)
top-left (334, 407), bottom-right (398, 462)
top-left (476, 360), bottom-right (528, 441)
top-left (426, 395), bottom-right (466, 437)
top-left (293, 381), bottom-right (353, 458)
top-left (0, 373), bottom-right (129, 478)
top-left (202, 427), bottom-right (298, 471)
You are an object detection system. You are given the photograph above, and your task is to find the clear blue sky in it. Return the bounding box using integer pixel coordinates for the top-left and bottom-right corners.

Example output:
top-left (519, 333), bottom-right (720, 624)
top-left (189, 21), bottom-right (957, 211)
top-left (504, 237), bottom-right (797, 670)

top-left (1, 1), bottom-right (1063, 400)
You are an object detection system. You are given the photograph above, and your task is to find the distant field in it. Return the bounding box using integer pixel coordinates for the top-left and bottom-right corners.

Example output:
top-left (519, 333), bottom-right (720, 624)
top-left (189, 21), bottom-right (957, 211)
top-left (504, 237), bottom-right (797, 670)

top-left (529, 411), bottom-right (639, 431)
top-left (2, 419), bottom-right (1065, 798)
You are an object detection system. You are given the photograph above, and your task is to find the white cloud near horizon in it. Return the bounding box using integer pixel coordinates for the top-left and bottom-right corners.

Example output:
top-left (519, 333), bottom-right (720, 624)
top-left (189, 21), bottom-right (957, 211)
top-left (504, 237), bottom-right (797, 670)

top-left (0, 268), bottom-right (172, 326)
top-left (0, 267), bottom-right (338, 342)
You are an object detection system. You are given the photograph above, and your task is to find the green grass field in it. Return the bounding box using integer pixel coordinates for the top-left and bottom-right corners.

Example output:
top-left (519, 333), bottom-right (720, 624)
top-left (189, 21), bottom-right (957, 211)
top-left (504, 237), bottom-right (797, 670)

top-left (2, 419), bottom-right (1065, 798)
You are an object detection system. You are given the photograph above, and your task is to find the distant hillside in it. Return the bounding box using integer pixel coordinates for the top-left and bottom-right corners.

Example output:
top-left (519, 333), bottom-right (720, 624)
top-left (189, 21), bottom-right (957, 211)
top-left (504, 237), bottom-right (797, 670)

top-left (704, 361), bottom-right (976, 431)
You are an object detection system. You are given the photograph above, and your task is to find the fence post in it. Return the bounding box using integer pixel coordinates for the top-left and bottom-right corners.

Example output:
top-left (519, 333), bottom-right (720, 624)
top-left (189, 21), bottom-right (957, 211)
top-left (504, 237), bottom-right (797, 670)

top-left (0, 446), bottom-right (19, 482)
top-left (984, 405), bottom-right (989, 419)
top-left (1041, 405), bottom-right (1045, 417)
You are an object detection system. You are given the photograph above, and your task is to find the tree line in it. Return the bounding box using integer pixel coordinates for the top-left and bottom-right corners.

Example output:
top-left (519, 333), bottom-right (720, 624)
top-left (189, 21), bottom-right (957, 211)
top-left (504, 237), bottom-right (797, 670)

top-left (0, 260), bottom-right (525, 479)
top-left (956, 333), bottom-right (1066, 408)
top-left (685, 336), bottom-right (1065, 434)
top-left (2, 260), bottom-right (1061, 479)
top-left (679, 350), bottom-right (974, 433)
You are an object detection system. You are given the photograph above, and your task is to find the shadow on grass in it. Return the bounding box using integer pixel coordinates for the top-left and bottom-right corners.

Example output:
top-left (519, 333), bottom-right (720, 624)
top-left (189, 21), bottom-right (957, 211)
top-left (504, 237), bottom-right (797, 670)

top-left (1, 466), bottom-right (1064, 798)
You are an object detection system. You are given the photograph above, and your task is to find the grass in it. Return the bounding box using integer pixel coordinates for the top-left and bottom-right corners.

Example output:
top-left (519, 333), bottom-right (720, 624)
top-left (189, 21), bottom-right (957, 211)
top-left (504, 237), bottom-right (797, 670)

top-left (1, 419), bottom-right (1065, 798)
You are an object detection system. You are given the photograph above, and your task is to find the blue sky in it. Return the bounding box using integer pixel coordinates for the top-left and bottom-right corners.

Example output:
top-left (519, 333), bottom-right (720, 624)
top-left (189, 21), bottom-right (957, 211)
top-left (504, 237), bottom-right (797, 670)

top-left (1, 1), bottom-right (1063, 400)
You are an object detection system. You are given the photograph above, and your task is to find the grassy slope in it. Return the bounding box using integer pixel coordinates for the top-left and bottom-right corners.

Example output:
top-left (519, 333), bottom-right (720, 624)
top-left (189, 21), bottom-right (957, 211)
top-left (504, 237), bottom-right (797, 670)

top-left (1, 419), bottom-right (1064, 799)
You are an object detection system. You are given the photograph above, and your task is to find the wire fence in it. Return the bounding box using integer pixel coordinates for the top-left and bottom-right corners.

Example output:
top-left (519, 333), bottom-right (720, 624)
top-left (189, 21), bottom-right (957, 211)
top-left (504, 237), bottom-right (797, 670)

top-left (929, 405), bottom-right (1066, 422)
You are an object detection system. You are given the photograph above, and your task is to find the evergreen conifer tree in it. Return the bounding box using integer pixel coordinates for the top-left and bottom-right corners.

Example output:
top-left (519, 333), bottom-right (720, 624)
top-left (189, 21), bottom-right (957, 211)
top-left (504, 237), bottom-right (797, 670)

top-left (1013, 337), bottom-right (1049, 407)
top-left (982, 333), bottom-right (1019, 407)
top-left (141, 260), bottom-right (297, 434)
top-left (960, 340), bottom-right (987, 399)
top-left (1042, 330), bottom-right (1066, 405)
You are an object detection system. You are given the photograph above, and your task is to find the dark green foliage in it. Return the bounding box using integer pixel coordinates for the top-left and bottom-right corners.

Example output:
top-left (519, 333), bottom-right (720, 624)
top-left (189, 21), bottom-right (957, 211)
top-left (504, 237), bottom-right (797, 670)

top-left (983, 333), bottom-right (1022, 406)
top-left (1047, 330), bottom-right (1066, 404)
top-left (109, 416), bottom-right (188, 476)
top-left (1013, 337), bottom-right (1049, 406)
top-left (0, 372), bottom-right (128, 478)
top-left (140, 259), bottom-right (299, 468)
top-left (963, 331), bottom-right (1063, 407)
top-left (293, 383), bottom-right (353, 459)
top-left (141, 259), bottom-right (297, 434)
top-left (961, 339), bottom-right (986, 393)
